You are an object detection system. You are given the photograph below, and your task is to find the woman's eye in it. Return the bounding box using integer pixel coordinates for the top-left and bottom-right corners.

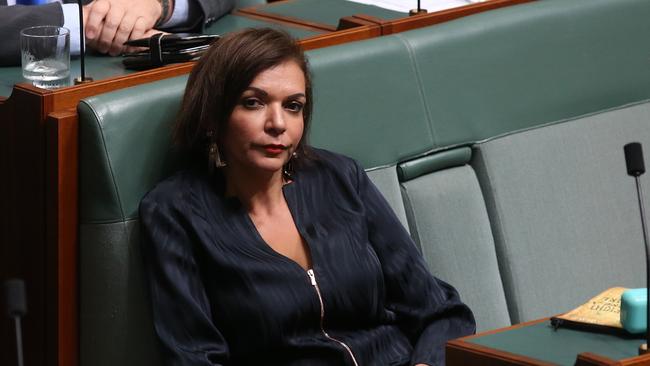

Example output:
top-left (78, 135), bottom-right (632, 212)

top-left (243, 98), bottom-right (262, 109)
top-left (286, 101), bottom-right (304, 113)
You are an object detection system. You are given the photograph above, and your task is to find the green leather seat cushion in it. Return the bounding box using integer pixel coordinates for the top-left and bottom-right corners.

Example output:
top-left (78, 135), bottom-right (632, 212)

top-left (400, 157), bottom-right (511, 332)
top-left (307, 35), bottom-right (433, 169)
top-left (80, 221), bottom-right (161, 366)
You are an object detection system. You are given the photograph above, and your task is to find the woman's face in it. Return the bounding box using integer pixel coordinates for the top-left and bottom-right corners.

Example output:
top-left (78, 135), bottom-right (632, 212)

top-left (221, 60), bottom-right (306, 176)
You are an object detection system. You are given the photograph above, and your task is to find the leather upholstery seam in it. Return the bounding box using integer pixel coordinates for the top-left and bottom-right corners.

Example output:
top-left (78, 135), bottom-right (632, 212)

top-left (396, 33), bottom-right (438, 149)
top-left (476, 98), bottom-right (650, 145)
top-left (80, 100), bottom-right (127, 222)
top-left (471, 145), bottom-right (519, 324)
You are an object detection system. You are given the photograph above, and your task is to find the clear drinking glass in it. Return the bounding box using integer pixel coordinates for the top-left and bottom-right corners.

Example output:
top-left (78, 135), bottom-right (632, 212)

top-left (20, 26), bottom-right (70, 89)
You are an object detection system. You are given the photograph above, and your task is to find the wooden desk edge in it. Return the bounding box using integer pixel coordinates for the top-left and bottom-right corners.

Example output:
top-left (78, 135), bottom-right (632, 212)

top-left (447, 318), bottom-right (554, 366)
top-left (447, 318), bottom-right (650, 366)
top-left (354, 0), bottom-right (535, 35)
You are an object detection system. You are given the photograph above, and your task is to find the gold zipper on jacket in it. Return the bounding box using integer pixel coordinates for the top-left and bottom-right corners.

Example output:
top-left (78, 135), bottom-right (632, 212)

top-left (306, 269), bottom-right (360, 366)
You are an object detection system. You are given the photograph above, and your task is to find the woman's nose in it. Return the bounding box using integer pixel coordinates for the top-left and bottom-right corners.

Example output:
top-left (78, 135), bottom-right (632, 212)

top-left (266, 104), bottom-right (286, 134)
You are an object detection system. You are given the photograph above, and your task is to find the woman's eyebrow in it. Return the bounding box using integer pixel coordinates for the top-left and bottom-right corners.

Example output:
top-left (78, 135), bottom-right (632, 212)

top-left (245, 87), bottom-right (305, 100)
top-left (286, 93), bottom-right (306, 100)
top-left (244, 86), bottom-right (268, 96)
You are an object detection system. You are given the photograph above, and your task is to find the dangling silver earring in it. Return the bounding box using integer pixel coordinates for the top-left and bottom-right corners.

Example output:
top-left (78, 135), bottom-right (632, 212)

top-left (208, 142), bottom-right (226, 169)
top-left (283, 151), bottom-right (298, 180)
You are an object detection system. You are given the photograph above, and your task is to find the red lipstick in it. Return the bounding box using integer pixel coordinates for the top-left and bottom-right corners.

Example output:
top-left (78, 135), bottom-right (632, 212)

top-left (262, 144), bottom-right (287, 155)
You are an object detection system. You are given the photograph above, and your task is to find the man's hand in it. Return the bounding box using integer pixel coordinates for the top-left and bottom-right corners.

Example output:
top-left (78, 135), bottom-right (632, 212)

top-left (83, 0), bottom-right (163, 56)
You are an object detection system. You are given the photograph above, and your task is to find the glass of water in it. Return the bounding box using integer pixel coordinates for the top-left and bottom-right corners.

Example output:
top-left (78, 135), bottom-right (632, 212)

top-left (20, 26), bottom-right (70, 89)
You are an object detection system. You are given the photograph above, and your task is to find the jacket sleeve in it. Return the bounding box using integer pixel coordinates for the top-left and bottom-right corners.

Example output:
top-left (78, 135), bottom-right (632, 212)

top-left (140, 193), bottom-right (230, 366)
top-left (195, 0), bottom-right (234, 29)
top-left (353, 160), bottom-right (476, 366)
top-left (160, 0), bottom-right (234, 32)
top-left (0, 3), bottom-right (64, 66)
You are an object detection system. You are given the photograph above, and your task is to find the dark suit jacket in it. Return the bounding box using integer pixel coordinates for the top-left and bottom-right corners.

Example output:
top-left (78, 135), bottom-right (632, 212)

top-left (0, 0), bottom-right (234, 66)
top-left (140, 149), bottom-right (476, 366)
top-left (183, 0), bottom-right (235, 32)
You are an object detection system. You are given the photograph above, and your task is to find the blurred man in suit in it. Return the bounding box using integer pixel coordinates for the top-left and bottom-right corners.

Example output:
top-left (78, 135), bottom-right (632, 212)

top-left (0, 0), bottom-right (234, 66)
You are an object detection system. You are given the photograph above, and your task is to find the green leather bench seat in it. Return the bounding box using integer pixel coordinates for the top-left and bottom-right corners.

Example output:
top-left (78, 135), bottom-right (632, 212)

top-left (78, 76), bottom-right (189, 366)
top-left (76, 0), bottom-right (650, 363)
top-left (77, 35), bottom-right (424, 361)
top-left (253, 0), bottom-right (405, 28)
top-left (398, 149), bottom-right (511, 332)
top-left (472, 100), bottom-right (650, 324)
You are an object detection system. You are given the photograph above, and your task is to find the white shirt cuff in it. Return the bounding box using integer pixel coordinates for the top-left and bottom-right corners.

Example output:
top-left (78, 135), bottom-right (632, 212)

top-left (62, 3), bottom-right (81, 56)
top-left (161, 0), bottom-right (189, 28)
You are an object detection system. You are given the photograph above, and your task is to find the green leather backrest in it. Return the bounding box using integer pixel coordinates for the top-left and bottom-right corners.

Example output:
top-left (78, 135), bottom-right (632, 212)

top-left (77, 34), bottom-right (430, 366)
top-left (472, 100), bottom-right (650, 324)
top-left (398, 0), bottom-right (650, 147)
top-left (78, 34), bottom-right (433, 223)
top-left (307, 35), bottom-right (433, 168)
top-left (79, 76), bottom-right (189, 224)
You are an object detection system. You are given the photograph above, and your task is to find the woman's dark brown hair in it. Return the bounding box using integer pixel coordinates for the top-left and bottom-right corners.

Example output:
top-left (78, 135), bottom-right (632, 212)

top-left (173, 28), bottom-right (313, 169)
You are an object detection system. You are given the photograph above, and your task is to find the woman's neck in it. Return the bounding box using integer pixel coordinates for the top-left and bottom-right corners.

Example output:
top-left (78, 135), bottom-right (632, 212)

top-left (223, 166), bottom-right (286, 215)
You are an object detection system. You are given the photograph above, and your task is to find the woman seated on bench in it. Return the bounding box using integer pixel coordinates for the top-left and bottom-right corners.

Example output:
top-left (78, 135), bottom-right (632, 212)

top-left (140, 28), bottom-right (475, 366)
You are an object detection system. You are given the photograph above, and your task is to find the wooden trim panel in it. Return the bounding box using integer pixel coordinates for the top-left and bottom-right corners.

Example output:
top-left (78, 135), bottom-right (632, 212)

top-left (45, 110), bottom-right (79, 366)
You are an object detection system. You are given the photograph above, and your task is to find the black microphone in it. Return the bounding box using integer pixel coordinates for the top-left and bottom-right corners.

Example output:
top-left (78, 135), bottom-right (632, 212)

top-left (4, 279), bottom-right (27, 366)
top-left (624, 142), bottom-right (650, 355)
top-left (626, 143), bottom-right (646, 177)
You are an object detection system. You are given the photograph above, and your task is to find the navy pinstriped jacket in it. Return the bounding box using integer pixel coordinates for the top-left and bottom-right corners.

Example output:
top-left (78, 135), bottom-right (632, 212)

top-left (140, 149), bottom-right (475, 366)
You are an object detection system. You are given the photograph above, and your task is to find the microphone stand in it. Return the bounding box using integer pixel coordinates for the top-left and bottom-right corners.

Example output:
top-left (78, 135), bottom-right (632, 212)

top-left (13, 315), bottom-right (24, 366)
top-left (74, 0), bottom-right (93, 84)
top-left (636, 174), bottom-right (650, 355)
top-left (4, 279), bottom-right (27, 366)
top-left (409, 0), bottom-right (427, 16)
top-left (624, 142), bottom-right (650, 355)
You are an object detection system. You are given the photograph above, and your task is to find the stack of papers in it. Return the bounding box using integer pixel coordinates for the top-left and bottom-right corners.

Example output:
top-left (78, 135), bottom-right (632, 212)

top-left (347, 0), bottom-right (482, 13)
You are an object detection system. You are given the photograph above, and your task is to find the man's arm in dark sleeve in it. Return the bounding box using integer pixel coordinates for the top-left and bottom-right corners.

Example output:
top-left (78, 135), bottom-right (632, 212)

top-left (0, 3), bottom-right (64, 66)
top-left (160, 0), bottom-right (234, 33)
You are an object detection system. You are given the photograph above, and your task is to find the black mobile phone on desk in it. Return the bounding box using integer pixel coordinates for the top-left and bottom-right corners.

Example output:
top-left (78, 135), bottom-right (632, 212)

top-left (123, 33), bottom-right (219, 49)
top-left (122, 33), bottom-right (219, 70)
